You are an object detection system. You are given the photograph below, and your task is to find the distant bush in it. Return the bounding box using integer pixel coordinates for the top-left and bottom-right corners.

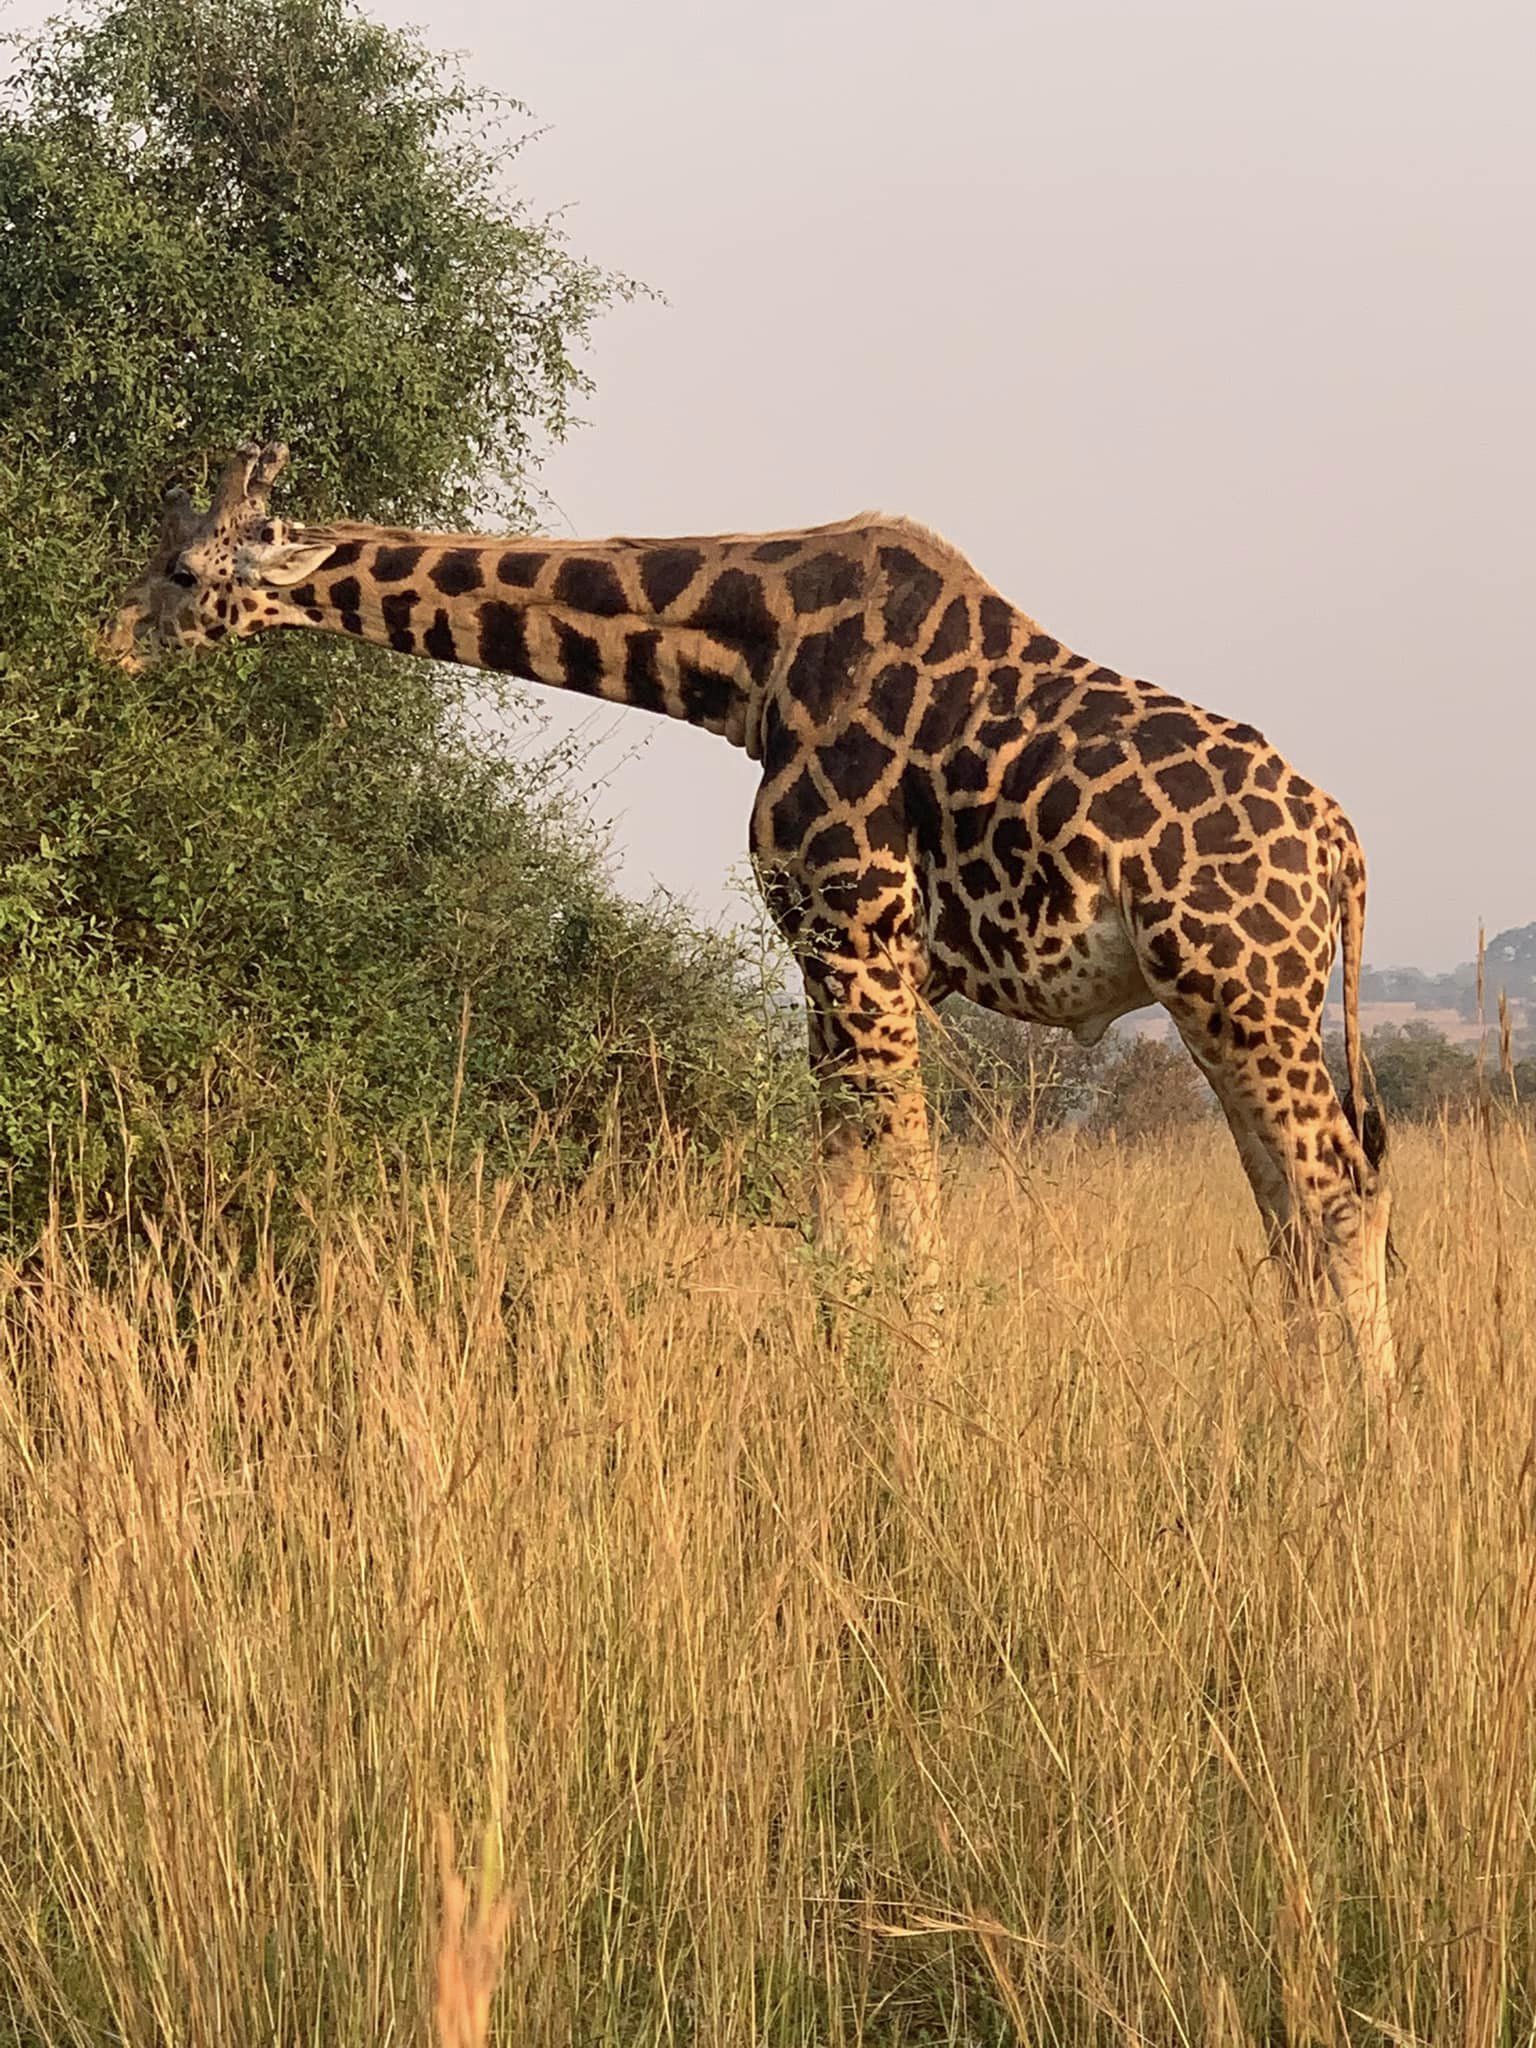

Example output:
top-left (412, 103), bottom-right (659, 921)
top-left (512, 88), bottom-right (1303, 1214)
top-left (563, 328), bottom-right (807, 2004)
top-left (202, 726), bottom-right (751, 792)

top-left (927, 1002), bottom-right (1213, 1146)
top-left (1084, 1033), bottom-right (1213, 1142)
top-left (924, 1002), bottom-right (1103, 1140)
top-left (1327, 1021), bottom-right (1536, 1127)
top-left (931, 1007), bottom-right (1536, 1159)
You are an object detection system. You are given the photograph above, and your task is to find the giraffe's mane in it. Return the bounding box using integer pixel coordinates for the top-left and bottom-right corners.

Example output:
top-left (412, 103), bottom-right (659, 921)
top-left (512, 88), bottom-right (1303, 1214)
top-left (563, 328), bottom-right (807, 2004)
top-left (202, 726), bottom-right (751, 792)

top-left (294, 509), bottom-right (969, 560)
top-left (851, 509), bottom-right (972, 560)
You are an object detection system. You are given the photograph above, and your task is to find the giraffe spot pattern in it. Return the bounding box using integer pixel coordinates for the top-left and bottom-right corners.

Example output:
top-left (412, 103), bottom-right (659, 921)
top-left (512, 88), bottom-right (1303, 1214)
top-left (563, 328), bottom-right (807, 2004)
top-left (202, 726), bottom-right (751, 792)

top-left (496, 550), bottom-right (546, 588)
top-left (1135, 710), bottom-right (1207, 761)
top-left (770, 769), bottom-right (823, 851)
top-left (987, 665), bottom-right (1021, 714)
top-left (622, 630), bottom-right (670, 716)
top-left (819, 723), bottom-right (895, 804)
top-left (788, 552), bottom-right (865, 612)
top-left (431, 549), bottom-right (484, 598)
top-left (1244, 793), bottom-right (1284, 835)
top-left (1066, 690), bottom-right (1123, 740)
top-left (477, 599), bottom-right (529, 672)
top-left (946, 747), bottom-right (990, 794)
top-left (1150, 821), bottom-right (1185, 889)
top-left (687, 569), bottom-right (780, 684)
top-left (381, 590), bottom-right (417, 653)
top-left (554, 555), bottom-right (626, 615)
top-left (865, 806), bottom-right (907, 857)
top-left (879, 547), bottom-right (944, 647)
top-left (1156, 758), bottom-right (1215, 809)
top-left (912, 671), bottom-right (976, 753)
top-left (806, 822), bottom-right (858, 866)
top-left (680, 662), bottom-right (736, 728)
top-left (1036, 778), bottom-right (1081, 841)
top-left (787, 614), bottom-right (869, 724)
top-left (375, 543), bottom-right (425, 582)
top-left (1075, 740), bottom-right (1125, 780)
top-left (979, 596), bottom-right (1013, 658)
top-left (555, 619), bottom-right (604, 694)
top-left (1087, 777), bottom-right (1160, 841)
top-left (924, 596), bottom-right (972, 665)
top-left (868, 661), bottom-right (918, 736)
top-left (1193, 808), bottom-right (1247, 856)
top-left (637, 546), bottom-right (704, 610)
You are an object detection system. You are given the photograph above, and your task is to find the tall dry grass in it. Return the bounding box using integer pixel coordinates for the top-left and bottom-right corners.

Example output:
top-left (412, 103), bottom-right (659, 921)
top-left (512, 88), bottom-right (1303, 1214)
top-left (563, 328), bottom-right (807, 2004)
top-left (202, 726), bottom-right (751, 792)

top-left (1, 1120), bottom-right (1533, 2046)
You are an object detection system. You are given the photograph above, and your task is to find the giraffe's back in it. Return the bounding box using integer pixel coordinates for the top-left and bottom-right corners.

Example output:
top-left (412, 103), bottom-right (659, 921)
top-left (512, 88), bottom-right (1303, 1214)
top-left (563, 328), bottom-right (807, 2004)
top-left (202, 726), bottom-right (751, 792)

top-left (907, 647), bottom-right (1345, 1044)
top-left (752, 516), bottom-right (1352, 1057)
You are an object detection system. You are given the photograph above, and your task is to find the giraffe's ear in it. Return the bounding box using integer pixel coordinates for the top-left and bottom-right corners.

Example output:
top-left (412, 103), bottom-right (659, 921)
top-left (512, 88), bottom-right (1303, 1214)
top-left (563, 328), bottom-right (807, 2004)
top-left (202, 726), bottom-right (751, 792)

top-left (239, 537), bottom-right (341, 587)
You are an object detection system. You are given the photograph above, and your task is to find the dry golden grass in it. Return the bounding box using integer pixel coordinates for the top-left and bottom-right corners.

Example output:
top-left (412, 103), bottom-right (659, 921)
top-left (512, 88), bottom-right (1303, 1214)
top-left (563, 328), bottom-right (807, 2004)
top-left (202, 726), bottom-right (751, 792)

top-left (1, 1121), bottom-right (1534, 2046)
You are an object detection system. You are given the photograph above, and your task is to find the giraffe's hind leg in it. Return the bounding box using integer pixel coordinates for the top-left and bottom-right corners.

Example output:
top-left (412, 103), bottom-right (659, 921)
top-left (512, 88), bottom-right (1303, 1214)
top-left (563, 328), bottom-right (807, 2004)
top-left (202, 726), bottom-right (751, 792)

top-left (1164, 1006), bottom-right (1396, 1389)
top-left (1215, 1095), bottom-right (1333, 1361)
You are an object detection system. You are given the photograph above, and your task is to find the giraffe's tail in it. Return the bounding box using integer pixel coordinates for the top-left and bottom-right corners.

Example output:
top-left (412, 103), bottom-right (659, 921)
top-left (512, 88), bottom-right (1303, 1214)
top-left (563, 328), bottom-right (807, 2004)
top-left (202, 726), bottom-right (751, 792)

top-left (1333, 818), bottom-right (1386, 1176)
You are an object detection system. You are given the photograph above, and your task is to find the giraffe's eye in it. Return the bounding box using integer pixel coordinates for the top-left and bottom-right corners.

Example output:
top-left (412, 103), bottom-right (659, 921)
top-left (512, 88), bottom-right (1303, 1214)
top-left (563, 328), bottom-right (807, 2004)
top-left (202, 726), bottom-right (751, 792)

top-left (167, 559), bottom-right (197, 590)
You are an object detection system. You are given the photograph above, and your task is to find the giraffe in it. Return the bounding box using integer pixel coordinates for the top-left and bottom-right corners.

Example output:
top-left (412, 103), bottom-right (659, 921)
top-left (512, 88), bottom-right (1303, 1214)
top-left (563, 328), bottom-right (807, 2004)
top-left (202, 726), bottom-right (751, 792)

top-left (105, 441), bottom-right (1396, 1384)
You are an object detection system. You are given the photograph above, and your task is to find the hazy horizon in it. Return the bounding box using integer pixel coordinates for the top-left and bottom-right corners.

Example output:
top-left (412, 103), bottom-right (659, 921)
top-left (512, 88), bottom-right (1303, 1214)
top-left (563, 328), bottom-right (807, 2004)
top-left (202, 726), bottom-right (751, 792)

top-left (12, 0), bottom-right (1533, 971)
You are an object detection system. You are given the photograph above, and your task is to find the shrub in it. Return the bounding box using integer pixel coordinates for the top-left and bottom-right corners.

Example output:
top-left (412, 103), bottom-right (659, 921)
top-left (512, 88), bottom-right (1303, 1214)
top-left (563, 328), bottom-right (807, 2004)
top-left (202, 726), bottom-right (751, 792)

top-left (1084, 1031), bottom-right (1213, 1142)
top-left (927, 1001), bottom-right (1213, 1147)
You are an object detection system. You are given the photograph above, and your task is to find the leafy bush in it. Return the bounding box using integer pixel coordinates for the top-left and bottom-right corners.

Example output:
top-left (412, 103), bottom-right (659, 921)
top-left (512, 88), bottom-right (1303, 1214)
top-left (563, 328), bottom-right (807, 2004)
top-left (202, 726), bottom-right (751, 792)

top-left (927, 1000), bottom-right (1213, 1145)
top-left (924, 1000), bottom-right (1104, 1140)
top-left (1083, 1031), bottom-right (1212, 1141)
top-left (0, 0), bottom-right (785, 1249)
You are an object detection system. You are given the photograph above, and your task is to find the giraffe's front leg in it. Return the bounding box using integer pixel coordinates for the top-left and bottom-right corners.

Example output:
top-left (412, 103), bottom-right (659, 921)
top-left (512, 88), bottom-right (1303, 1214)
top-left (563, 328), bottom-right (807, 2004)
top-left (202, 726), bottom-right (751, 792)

top-left (808, 1051), bottom-right (881, 1287)
top-left (869, 1077), bottom-right (945, 1314)
top-left (806, 971), bottom-right (945, 1319)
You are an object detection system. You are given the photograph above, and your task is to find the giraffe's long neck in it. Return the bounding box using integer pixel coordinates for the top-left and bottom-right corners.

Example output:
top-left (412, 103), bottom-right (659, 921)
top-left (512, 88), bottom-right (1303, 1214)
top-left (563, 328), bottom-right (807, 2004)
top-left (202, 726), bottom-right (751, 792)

top-left (280, 527), bottom-right (792, 752)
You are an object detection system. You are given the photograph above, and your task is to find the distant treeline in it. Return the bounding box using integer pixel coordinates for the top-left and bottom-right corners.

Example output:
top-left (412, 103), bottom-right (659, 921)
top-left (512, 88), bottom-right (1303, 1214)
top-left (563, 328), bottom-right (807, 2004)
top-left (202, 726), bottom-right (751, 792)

top-left (929, 1004), bottom-right (1533, 1144)
top-left (1330, 920), bottom-right (1536, 1021)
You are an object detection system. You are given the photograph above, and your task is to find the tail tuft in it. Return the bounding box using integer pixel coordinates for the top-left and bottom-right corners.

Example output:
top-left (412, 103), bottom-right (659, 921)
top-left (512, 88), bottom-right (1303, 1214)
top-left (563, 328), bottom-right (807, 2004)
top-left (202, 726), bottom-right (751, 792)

top-left (1334, 821), bottom-right (1383, 1174)
top-left (1342, 1081), bottom-right (1402, 1274)
top-left (1341, 1088), bottom-right (1388, 1170)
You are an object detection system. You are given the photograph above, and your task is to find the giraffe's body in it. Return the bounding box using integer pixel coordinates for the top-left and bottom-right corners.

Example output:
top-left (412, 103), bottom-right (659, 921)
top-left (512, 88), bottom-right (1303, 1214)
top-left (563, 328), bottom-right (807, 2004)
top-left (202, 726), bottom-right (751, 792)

top-left (108, 444), bottom-right (1396, 1382)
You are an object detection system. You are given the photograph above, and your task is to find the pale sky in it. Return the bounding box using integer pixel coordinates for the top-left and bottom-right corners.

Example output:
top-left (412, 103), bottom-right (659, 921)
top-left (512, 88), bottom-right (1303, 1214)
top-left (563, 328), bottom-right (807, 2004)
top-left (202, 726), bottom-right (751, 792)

top-left (19, 0), bottom-right (1536, 969)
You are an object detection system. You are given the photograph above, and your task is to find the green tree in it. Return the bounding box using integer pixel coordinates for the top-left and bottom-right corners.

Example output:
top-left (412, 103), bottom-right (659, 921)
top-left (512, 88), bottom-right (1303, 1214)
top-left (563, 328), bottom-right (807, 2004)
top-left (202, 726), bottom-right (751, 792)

top-left (1, 0), bottom-right (610, 526)
top-left (0, 0), bottom-right (779, 1248)
top-left (1086, 1032), bottom-right (1212, 1142)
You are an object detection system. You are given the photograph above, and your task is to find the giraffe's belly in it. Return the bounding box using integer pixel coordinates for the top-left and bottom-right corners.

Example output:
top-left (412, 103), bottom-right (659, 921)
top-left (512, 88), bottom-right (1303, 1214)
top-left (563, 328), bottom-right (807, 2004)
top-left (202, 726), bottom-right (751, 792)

top-left (921, 859), bottom-right (1153, 1041)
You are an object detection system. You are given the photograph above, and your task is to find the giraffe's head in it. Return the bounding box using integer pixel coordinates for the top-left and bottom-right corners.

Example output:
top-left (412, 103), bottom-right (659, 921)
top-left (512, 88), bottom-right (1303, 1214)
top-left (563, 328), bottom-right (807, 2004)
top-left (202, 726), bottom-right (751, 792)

top-left (102, 440), bottom-right (340, 670)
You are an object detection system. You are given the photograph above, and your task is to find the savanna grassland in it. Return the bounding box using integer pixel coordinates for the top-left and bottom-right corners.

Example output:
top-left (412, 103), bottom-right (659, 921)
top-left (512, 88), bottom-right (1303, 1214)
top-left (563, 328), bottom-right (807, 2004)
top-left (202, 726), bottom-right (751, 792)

top-left (1, 1120), bottom-right (1533, 2048)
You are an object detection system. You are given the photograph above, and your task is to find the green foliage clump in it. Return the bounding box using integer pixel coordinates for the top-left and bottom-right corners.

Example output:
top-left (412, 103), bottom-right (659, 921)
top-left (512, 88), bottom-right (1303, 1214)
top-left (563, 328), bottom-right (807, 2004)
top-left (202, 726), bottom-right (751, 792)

top-left (1082, 1030), bottom-right (1212, 1140)
top-left (0, 0), bottom-right (608, 526)
top-left (0, 0), bottom-right (783, 1249)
